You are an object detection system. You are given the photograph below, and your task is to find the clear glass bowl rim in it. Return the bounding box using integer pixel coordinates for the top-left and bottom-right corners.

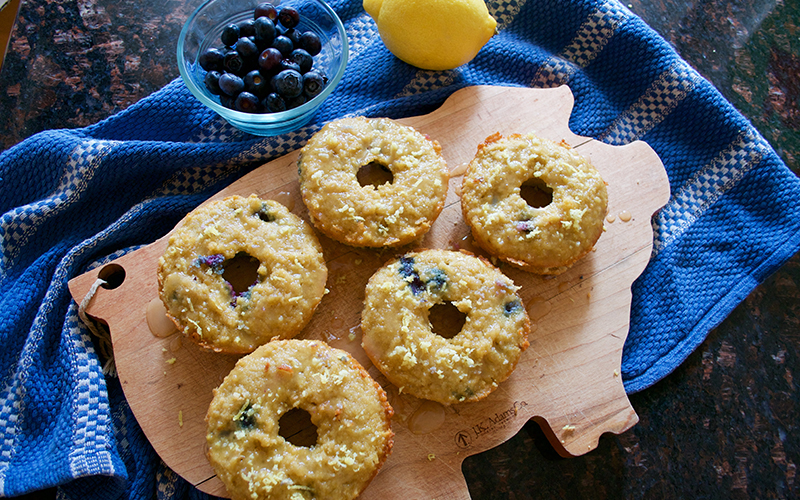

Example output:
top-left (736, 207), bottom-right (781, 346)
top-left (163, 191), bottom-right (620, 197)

top-left (176, 0), bottom-right (349, 127)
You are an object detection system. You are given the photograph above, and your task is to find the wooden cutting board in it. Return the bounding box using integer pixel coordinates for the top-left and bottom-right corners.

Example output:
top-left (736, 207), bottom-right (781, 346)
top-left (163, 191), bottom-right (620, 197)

top-left (68, 85), bottom-right (669, 499)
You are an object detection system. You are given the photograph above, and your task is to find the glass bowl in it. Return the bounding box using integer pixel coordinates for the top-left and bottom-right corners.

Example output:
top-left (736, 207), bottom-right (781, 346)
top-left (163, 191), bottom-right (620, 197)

top-left (177, 0), bottom-right (348, 136)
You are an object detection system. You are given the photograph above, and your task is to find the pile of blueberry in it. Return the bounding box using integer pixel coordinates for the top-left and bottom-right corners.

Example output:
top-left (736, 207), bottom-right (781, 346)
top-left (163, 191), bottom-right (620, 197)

top-left (198, 3), bottom-right (328, 114)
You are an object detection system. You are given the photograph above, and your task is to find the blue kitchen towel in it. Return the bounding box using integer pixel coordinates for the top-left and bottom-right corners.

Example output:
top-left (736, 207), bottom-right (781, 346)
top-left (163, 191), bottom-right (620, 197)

top-left (1, 0), bottom-right (799, 497)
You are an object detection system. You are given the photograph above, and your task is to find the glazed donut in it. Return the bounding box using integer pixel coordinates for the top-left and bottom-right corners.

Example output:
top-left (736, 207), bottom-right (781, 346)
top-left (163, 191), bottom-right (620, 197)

top-left (157, 195), bottom-right (327, 353)
top-left (460, 132), bottom-right (608, 275)
top-left (205, 339), bottom-right (394, 500)
top-left (298, 116), bottom-right (449, 247)
top-left (361, 249), bottom-right (530, 405)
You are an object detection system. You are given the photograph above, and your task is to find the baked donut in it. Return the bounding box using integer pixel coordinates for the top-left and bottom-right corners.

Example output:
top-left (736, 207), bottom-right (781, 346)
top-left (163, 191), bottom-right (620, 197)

top-left (461, 132), bottom-right (608, 275)
top-left (206, 339), bottom-right (394, 500)
top-left (298, 116), bottom-right (449, 247)
top-left (157, 195), bottom-right (327, 353)
top-left (361, 249), bottom-right (530, 405)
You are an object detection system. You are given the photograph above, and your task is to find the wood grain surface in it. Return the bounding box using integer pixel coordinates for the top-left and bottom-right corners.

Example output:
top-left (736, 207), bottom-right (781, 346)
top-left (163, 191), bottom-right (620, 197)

top-left (68, 85), bottom-right (670, 499)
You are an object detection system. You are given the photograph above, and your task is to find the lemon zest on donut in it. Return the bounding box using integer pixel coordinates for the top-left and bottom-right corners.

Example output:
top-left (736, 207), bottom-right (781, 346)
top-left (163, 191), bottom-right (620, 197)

top-left (203, 225), bottom-right (220, 237)
top-left (524, 227), bottom-right (542, 240)
top-left (187, 318), bottom-right (202, 337)
top-left (386, 206), bottom-right (404, 225)
top-left (570, 207), bottom-right (588, 225)
top-left (438, 346), bottom-right (461, 364)
top-left (389, 345), bottom-right (417, 368)
top-left (403, 352), bottom-right (417, 368)
top-left (324, 135), bottom-right (338, 148)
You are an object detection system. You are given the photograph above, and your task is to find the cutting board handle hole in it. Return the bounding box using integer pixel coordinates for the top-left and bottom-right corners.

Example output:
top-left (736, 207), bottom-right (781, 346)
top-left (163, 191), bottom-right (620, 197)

top-left (520, 178), bottom-right (553, 209)
top-left (428, 302), bottom-right (466, 340)
top-left (97, 263), bottom-right (126, 290)
top-left (357, 161), bottom-right (394, 189)
top-left (278, 407), bottom-right (318, 448)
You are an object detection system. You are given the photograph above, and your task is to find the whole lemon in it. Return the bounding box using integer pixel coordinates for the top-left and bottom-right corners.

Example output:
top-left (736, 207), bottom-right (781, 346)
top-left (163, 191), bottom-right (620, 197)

top-left (364, 0), bottom-right (497, 71)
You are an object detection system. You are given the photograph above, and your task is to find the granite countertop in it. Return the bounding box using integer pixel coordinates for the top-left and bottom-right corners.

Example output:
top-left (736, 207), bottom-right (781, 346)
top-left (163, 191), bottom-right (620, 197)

top-left (2, 0), bottom-right (799, 498)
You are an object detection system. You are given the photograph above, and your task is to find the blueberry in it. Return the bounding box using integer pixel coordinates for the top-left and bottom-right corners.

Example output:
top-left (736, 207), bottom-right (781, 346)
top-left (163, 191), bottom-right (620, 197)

top-left (236, 37), bottom-right (259, 60)
top-left (263, 92), bottom-right (286, 112)
top-left (195, 254), bottom-right (225, 268)
top-left (285, 94), bottom-right (307, 109)
top-left (271, 35), bottom-right (294, 58)
top-left (271, 69), bottom-right (303, 98)
top-left (235, 92), bottom-right (260, 112)
top-left (218, 72), bottom-right (245, 96)
top-left (258, 47), bottom-right (283, 72)
top-left (503, 300), bottom-right (521, 316)
top-left (254, 16), bottom-right (276, 45)
top-left (223, 51), bottom-right (245, 74)
top-left (298, 31), bottom-right (322, 56)
top-left (220, 93), bottom-right (236, 109)
top-left (198, 47), bottom-right (224, 71)
top-left (243, 69), bottom-right (268, 95)
top-left (282, 28), bottom-right (301, 47)
top-left (290, 48), bottom-right (313, 73)
top-left (203, 70), bottom-right (223, 95)
top-left (399, 264), bottom-right (424, 294)
top-left (221, 24), bottom-right (240, 47)
top-left (254, 2), bottom-right (277, 20)
top-left (278, 7), bottom-right (300, 29)
top-left (278, 58), bottom-right (302, 73)
top-left (237, 19), bottom-right (256, 38)
top-left (302, 70), bottom-right (325, 98)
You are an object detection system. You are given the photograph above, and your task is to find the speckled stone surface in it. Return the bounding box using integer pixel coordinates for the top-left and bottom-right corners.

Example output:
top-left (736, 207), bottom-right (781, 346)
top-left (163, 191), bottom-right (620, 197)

top-left (0, 0), bottom-right (202, 150)
top-left (2, 0), bottom-right (799, 498)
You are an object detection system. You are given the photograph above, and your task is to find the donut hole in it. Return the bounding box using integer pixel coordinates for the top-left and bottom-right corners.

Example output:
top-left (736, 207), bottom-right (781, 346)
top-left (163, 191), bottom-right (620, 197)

top-left (222, 252), bottom-right (261, 295)
top-left (357, 161), bottom-right (394, 188)
top-left (278, 407), bottom-right (318, 448)
top-left (520, 177), bottom-right (553, 208)
top-left (428, 302), bottom-right (466, 340)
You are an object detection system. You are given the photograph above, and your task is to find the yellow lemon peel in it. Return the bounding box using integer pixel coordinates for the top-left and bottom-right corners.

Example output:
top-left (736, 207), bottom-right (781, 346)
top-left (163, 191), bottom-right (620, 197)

top-left (365, 0), bottom-right (497, 71)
